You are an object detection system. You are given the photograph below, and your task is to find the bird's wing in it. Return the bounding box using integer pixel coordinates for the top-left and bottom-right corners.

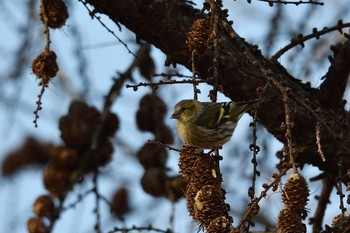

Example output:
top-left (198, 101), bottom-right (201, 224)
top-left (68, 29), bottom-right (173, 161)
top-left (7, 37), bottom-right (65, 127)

top-left (195, 102), bottom-right (229, 129)
top-left (195, 98), bottom-right (265, 128)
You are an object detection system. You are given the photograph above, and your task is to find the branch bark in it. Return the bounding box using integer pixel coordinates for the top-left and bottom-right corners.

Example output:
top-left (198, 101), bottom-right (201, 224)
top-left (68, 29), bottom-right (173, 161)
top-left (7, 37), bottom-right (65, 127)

top-left (319, 40), bottom-right (350, 110)
top-left (84, 0), bottom-right (350, 180)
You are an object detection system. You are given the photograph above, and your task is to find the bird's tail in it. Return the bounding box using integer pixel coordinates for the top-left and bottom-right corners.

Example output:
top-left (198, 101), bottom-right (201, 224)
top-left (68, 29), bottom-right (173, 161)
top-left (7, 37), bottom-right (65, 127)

top-left (228, 98), bottom-right (267, 120)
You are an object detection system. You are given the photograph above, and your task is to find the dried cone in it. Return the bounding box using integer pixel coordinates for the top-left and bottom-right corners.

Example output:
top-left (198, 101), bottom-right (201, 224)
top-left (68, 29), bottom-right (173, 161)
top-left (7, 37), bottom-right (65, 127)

top-left (277, 209), bottom-right (305, 233)
top-left (27, 217), bottom-right (47, 233)
top-left (40, 0), bottom-right (68, 29)
top-left (192, 155), bottom-right (221, 189)
top-left (136, 94), bottom-right (167, 132)
top-left (1, 137), bottom-right (51, 176)
top-left (136, 43), bottom-right (155, 80)
top-left (33, 195), bottom-right (55, 219)
top-left (136, 143), bottom-right (168, 169)
top-left (102, 113), bottom-right (120, 137)
top-left (282, 173), bottom-right (309, 217)
top-left (32, 50), bottom-right (59, 86)
top-left (59, 101), bottom-right (100, 150)
top-left (332, 214), bottom-right (350, 233)
top-left (158, 123), bottom-right (174, 144)
top-left (82, 139), bottom-right (114, 173)
top-left (185, 184), bottom-right (199, 217)
top-left (166, 175), bottom-right (186, 202)
top-left (186, 18), bottom-right (210, 53)
top-left (51, 146), bottom-right (79, 170)
top-left (43, 165), bottom-right (73, 197)
top-left (111, 188), bottom-right (130, 220)
top-left (178, 145), bottom-right (203, 182)
top-left (207, 216), bottom-right (232, 233)
top-left (141, 168), bottom-right (167, 197)
top-left (192, 185), bottom-right (230, 227)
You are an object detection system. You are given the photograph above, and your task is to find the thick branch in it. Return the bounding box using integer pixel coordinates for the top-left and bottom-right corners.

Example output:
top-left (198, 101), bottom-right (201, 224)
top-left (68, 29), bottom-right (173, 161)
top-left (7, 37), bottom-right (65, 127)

top-left (310, 176), bottom-right (334, 233)
top-left (319, 40), bottom-right (350, 110)
top-left (84, 0), bottom-right (350, 180)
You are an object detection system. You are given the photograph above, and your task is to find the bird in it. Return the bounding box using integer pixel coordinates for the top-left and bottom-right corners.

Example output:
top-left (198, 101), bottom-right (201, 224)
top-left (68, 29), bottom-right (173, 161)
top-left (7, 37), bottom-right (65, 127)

top-left (170, 98), bottom-right (265, 149)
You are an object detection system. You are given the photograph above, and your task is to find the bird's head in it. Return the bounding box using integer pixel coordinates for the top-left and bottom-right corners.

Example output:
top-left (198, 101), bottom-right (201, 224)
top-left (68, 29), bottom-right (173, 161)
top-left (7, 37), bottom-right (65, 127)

top-left (171, 99), bottom-right (199, 122)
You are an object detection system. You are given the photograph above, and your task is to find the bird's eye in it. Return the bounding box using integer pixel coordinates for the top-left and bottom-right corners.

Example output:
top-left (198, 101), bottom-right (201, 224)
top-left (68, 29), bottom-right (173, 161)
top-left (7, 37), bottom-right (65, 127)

top-left (180, 107), bottom-right (186, 112)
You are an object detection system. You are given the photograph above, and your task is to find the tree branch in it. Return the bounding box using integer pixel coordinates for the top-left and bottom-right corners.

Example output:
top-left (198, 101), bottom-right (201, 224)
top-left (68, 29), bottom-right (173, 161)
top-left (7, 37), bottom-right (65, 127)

top-left (310, 175), bottom-right (334, 233)
top-left (83, 0), bottom-right (350, 181)
top-left (319, 39), bottom-right (350, 110)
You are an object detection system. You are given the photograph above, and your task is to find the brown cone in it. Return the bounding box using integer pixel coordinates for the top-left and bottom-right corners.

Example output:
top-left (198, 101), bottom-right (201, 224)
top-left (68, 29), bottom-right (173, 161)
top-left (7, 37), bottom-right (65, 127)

top-left (277, 208), bottom-right (305, 233)
top-left (282, 173), bottom-right (309, 217)
top-left (186, 18), bottom-right (210, 53)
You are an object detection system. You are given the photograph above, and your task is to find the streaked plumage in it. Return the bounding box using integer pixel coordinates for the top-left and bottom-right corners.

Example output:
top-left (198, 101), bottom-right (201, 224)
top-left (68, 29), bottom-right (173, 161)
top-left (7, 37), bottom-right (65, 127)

top-left (170, 98), bottom-right (265, 149)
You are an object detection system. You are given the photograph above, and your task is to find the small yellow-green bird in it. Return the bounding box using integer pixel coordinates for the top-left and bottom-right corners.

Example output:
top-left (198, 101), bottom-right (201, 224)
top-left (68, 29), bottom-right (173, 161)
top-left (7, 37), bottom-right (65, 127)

top-left (170, 98), bottom-right (265, 149)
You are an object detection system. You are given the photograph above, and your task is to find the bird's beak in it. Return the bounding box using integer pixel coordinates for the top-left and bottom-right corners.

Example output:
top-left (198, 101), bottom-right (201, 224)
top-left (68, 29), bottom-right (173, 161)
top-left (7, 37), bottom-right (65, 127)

top-left (170, 112), bottom-right (180, 120)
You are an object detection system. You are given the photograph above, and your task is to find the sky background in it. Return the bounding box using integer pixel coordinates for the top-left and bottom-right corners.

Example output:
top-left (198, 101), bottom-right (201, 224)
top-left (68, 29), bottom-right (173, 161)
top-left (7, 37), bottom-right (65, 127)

top-left (0, 0), bottom-right (349, 232)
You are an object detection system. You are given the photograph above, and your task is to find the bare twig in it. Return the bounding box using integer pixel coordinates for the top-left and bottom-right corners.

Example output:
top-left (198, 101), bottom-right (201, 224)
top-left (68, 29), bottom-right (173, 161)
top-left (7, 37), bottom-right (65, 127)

top-left (62, 188), bottom-right (95, 211)
top-left (282, 89), bottom-right (298, 174)
top-left (169, 201), bottom-right (175, 233)
top-left (90, 42), bottom-right (142, 148)
top-left (108, 225), bottom-right (171, 233)
top-left (310, 176), bottom-right (334, 233)
top-left (249, 112), bottom-right (260, 199)
top-left (272, 20), bottom-right (350, 60)
top-left (152, 73), bottom-right (192, 79)
top-left (33, 0), bottom-right (53, 127)
top-left (207, 0), bottom-right (221, 103)
top-left (191, 51), bottom-right (200, 100)
top-left (40, 0), bottom-right (51, 52)
top-left (47, 195), bottom-right (66, 233)
top-left (126, 79), bottom-right (208, 91)
top-left (33, 86), bottom-right (46, 128)
top-left (315, 123), bottom-right (326, 162)
top-left (78, 0), bottom-right (137, 58)
top-left (259, 0), bottom-right (324, 6)
top-left (92, 171), bottom-right (102, 233)
top-left (235, 169), bottom-right (289, 232)
top-left (147, 140), bottom-right (182, 153)
top-left (335, 158), bottom-right (347, 214)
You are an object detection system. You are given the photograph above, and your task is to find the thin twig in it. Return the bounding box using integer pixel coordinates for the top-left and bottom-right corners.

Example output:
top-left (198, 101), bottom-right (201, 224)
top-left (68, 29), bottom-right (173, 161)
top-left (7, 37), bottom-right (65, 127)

top-left (169, 201), bottom-right (175, 233)
top-left (108, 225), bottom-right (171, 233)
top-left (191, 51), bottom-right (199, 100)
top-left (91, 42), bottom-right (141, 148)
top-left (282, 89), bottom-right (298, 174)
top-left (78, 0), bottom-right (137, 58)
top-left (152, 73), bottom-right (192, 79)
top-left (207, 0), bottom-right (221, 103)
top-left (147, 140), bottom-right (182, 153)
top-left (249, 112), bottom-right (260, 199)
top-left (335, 158), bottom-right (347, 214)
top-left (272, 20), bottom-right (350, 60)
top-left (126, 79), bottom-right (208, 91)
top-left (62, 188), bottom-right (95, 211)
top-left (235, 168), bottom-right (289, 232)
top-left (33, 86), bottom-right (45, 128)
top-left (259, 0), bottom-right (324, 6)
top-left (315, 122), bottom-right (326, 162)
top-left (93, 171), bottom-right (102, 233)
top-left (47, 195), bottom-right (66, 233)
top-left (40, 0), bottom-right (51, 52)
top-left (33, 0), bottom-right (52, 127)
